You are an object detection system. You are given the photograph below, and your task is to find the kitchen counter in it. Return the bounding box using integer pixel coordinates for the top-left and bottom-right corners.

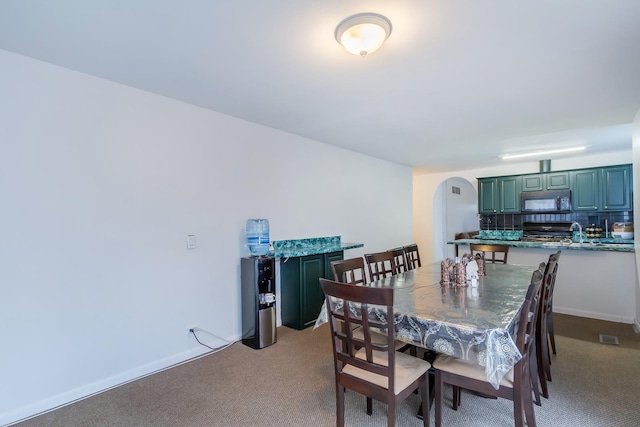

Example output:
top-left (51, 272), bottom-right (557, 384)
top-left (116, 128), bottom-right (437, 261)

top-left (270, 235), bottom-right (363, 258)
top-left (449, 238), bottom-right (634, 252)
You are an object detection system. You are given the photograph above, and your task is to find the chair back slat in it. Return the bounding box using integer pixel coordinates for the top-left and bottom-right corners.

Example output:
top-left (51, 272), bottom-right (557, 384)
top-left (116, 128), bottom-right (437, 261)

top-left (389, 247), bottom-right (410, 273)
top-left (364, 251), bottom-right (398, 281)
top-left (403, 243), bottom-right (421, 269)
top-left (331, 257), bottom-right (368, 285)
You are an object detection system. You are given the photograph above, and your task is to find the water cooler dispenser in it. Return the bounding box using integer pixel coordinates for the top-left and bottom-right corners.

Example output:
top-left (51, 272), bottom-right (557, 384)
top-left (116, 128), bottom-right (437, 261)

top-left (241, 256), bottom-right (276, 349)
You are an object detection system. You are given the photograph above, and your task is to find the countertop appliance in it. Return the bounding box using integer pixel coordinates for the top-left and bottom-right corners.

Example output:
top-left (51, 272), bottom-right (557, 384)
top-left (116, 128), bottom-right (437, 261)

top-left (520, 222), bottom-right (574, 242)
top-left (521, 190), bottom-right (571, 213)
top-left (611, 222), bottom-right (634, 239)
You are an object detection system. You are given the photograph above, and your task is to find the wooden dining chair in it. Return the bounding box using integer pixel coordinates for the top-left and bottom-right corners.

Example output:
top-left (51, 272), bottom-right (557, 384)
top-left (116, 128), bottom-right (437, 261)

top-left (532, 251), bottom-right (560, 403)
top-left (364, 251), bottom-right (399, 281)
top-left (470, 243), bottom-right (509, 264)
top-left (330, 258), bottom-right (416, 355)
top-left (535, 251), bottom-right (561, 401)
top-left (433, 267), bottom-right (544, 427)
top-left (331, 257), bottom-right (368, 285)
top-left (545, 252), bottom-right (561, 357)
top-left (389, 247), bottom-right (411, 273)
top-left (319, 278), bottom-right (431, 427)
top-left (403, 243), bottom-right (422, 269)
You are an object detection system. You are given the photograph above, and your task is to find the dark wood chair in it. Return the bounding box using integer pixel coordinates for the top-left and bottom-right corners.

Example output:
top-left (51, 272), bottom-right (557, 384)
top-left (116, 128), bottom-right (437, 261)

top-left (331, 257), bottom-right (368, 285)
top-left (470, 243), bottom-right (509, 264)
top-left (433, 267), bottom-right (544, 427)
top-left (545, 252), bottom-right (561, 357)
top-left (389, 247), bottom-right (411, 273)
top-left (319, 278), bottom-right (431, 427)
top-left (403, 243), bottom-right (422, 269)
top-left (364, 251), bottom-right (399, 281)
top-left (535, 251), bottom-right (561, 400)
top-left (331, 257), bottom-right (416, 355)
top-left (453, 232), bottom-right (479, 257)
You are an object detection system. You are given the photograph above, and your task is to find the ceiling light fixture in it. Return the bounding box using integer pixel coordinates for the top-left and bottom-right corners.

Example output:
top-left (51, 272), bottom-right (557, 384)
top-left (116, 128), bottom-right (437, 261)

top-left (335, 13), bottom-right (392, 57)
top-left (500, 146), bottom-right (586, 160)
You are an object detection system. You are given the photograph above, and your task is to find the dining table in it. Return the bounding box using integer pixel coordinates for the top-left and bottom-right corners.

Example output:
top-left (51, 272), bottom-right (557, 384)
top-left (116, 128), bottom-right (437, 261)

top-left (314, 261), bottom-right (541, 389)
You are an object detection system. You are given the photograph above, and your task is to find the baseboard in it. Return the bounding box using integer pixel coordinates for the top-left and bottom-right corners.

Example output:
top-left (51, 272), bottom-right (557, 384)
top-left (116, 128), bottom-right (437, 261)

top-left (553, 306), bottom-right (635, 324)
top-left (1, 334), bottom-right (237, 427)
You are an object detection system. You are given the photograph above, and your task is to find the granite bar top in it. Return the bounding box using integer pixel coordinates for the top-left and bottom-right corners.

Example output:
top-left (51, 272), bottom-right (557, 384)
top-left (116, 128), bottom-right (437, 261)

top-left (269, 235), bottom-right (364, 258)
top-left (449, 238), bottom-right (635, 252)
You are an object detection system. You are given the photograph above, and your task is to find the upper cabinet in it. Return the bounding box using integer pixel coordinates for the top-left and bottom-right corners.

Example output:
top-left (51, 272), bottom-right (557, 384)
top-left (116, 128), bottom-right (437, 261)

top-left (570, 169), bottom-right (600, 211)
top-left (479, 164), bottom-right (632, 214)
top-left (478, 176), bottom-right (521, 214)
top-left (546, 172), bottom-right (570, 190)
top-left (521, 172), bottom-right (570, 192)
top-left (570, 165), bottom-right (633, 212)
top-left (601, 164), bottom-right (633, 211)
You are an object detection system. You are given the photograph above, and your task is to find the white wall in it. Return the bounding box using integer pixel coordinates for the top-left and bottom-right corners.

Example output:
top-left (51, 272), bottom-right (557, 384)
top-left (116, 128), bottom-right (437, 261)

top-left (414, 151), bottom-right (633, 264)
top-left (0, 50), bottom-right (414, 425)
top-left (633, 108), bottom-right (640, 332)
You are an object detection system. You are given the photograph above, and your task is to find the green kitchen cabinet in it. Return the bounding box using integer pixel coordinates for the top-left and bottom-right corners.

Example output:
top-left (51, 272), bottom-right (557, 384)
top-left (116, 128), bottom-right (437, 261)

top-left (478, 178), bottom-right (498, 213)
top-left (545, 172), bottom-right (570, 190)
top-left (280, 251), bottom-right (343, 330)
top-left (522, 172), bottom-right (569, 192)
top-left (499, 176), bottom-right (521, 213)
top-left (601, 164), bottom-right (632, 211)
top-left (570, 168), bottom-right (600, 211)
top-left (521, 174), bottom-right (544, 192)
top-left (478, 176), bottom-right (520, 213)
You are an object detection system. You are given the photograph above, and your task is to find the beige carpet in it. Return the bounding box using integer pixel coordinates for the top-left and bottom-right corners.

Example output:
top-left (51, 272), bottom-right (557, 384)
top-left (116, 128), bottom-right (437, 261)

top-left (12, 314), bottom-right (640, 427)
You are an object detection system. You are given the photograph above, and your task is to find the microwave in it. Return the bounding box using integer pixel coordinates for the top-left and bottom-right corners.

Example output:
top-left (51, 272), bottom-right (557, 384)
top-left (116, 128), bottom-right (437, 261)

top-left (521, 190), bottom-right (571, 213)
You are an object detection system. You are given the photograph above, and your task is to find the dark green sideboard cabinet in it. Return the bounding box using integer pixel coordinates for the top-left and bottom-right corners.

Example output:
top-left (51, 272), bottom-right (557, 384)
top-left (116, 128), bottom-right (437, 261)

top-left (478, 177), bottom-right (521, 213)
top-left (280, 251), bottom-right (343, 330)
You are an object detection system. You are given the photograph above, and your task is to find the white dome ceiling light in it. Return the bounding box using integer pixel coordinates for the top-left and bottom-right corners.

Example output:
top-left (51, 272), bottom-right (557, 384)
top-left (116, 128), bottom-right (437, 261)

top-left (335, 13), bottom-right (392, 57)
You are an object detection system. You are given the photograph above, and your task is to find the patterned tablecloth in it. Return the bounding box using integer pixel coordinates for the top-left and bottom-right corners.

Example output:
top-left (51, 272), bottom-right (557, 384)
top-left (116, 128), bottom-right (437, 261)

top-left (314, 262), bottom-right (538, 389)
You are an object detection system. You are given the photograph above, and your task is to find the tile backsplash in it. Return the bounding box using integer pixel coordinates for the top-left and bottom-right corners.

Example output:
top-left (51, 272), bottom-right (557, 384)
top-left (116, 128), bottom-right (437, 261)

top-left (479, 211), bottom-right (633, 230)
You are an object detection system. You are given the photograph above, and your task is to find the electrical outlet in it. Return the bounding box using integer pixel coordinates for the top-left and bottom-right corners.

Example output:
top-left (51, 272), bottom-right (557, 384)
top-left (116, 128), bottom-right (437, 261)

top-left (188, 324), bottom-right (198, 333)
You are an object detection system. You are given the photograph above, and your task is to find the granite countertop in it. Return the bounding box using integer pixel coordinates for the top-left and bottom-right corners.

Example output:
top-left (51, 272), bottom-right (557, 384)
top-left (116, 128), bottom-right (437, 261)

top-left (449, 238), bottom-right (635, 252)
top-left (269, 235), bottom-right (363, 258)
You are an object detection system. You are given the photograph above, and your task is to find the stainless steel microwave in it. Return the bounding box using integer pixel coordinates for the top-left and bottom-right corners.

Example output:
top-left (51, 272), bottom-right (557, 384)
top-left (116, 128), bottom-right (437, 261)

top-left (521, 190), bottom-right (571, 213)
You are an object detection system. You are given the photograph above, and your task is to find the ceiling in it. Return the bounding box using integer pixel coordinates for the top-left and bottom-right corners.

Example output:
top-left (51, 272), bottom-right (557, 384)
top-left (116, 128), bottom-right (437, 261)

top-left (1, 0), bottom-right (639, 173)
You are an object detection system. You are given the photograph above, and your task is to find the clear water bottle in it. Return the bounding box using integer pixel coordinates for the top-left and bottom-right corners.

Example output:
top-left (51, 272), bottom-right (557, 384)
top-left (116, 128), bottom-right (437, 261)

top-left (246, 219), bottom-right (270, 256)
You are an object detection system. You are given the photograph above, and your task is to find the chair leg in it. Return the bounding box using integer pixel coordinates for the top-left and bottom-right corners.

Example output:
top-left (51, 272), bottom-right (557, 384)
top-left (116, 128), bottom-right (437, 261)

top-left (434, 371), bottom-right (443, 427)
top-left (336, 386), bottom-right (345, 427)
top-left (366, 397), bottom-right (373, 415)
top-left (420, 377), bottom-right (430, 427)
top-left (548, 313), bottom-right (557, 355)
top-left (523, 373), bottom-right (538, 427)
top-left (512, 385), bottom-right (525, 427)
top-left (530, 347), bottom-right (542, 405)
top-left (387, 401), bottom-right (395, 427)
top-left (544, 334), bottom-right (552, 383)
top-left (452, 386), bottom-right (460, 410)
top-left (534, 340), bottom-right (548, 400)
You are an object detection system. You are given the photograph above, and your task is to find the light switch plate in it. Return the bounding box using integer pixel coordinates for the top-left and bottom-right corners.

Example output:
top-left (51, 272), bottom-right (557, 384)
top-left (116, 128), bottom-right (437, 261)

top-left (187, 234), bottom-right (196, 249)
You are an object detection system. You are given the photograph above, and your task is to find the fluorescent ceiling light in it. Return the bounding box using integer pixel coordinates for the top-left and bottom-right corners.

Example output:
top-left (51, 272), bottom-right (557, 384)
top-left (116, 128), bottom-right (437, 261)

top-left (500, 146), bottom-right (586, 160)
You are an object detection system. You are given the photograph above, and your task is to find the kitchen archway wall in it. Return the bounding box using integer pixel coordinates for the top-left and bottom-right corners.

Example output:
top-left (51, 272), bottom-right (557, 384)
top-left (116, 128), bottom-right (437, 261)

top-left (432, 177), bottom-right (478, 261)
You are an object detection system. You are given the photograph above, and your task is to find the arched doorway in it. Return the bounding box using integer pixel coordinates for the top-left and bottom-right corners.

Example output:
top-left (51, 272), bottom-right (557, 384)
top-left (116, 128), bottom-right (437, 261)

top-left (432, 177), bottom-right (478, 260)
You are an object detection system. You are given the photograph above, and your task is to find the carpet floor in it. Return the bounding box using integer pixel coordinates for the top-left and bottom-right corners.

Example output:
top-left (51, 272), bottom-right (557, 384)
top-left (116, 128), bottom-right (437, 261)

top-left (12, 313), bottom-right (640, 427)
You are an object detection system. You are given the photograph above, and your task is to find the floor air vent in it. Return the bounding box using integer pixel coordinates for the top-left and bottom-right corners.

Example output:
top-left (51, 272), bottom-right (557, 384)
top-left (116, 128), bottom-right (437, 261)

top-left (598, 334), bottom-right (619, 345)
